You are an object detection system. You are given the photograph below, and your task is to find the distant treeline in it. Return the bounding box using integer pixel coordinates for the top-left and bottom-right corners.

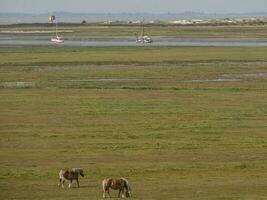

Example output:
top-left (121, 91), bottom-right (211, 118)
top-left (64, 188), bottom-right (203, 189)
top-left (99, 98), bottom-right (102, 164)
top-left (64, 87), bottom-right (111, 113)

top-left (0, 21), bottom-right (266, 28)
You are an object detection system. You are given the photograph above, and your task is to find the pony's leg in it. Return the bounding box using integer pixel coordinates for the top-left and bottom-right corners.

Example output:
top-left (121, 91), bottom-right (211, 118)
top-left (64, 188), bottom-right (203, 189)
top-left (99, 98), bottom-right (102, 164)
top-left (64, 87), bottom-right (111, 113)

top-left (58, 178), bottom-right (61, 188)
top-left (118, 189), bottom-right (121, 198)
top-left (62, 179), bottom-right (65, 188)
top-left (69, 180), bottom-right (72, 188)
top-left (121, 188), bottom-right (125, 198)
top-left (102, 184), bottom-right (108, 198)
top-left (76, 178), bottom-right (80, 188)
top-left (107, 189), bottom-right (111, 198)
top-left (102, 189), bottom-right (107, 198)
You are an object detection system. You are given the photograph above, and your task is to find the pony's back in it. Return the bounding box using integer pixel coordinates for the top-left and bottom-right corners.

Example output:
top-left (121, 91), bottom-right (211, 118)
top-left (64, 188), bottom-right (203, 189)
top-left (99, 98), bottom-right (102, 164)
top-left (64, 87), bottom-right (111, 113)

top-left (72, 168), bottom-right (83, 173)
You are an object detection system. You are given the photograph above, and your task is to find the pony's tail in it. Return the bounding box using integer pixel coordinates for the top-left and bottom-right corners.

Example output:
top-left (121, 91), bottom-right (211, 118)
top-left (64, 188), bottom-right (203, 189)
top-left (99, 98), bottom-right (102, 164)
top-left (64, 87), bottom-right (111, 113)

top-left (102, 179), bottom-right (107, 198)
top-left (102, 179), bottom-right (106, 191)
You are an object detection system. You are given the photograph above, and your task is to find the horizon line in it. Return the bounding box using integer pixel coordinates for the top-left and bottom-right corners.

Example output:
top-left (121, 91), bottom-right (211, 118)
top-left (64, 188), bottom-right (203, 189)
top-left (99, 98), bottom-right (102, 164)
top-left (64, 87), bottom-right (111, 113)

top-left (1, 11), bottom-right (267, 15)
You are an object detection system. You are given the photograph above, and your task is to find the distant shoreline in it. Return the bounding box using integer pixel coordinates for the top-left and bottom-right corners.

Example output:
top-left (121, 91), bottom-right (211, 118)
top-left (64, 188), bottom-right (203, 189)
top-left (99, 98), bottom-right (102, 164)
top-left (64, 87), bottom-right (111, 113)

top-left (0, 11), bottom-right (266, 25)
top-left (0, 20), bottom-right (266, 27)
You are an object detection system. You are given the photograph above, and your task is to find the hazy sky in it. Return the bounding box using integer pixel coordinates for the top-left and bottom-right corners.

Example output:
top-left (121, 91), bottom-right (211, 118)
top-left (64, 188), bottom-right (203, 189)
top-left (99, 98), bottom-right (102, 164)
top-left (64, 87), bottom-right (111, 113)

top-left (0, 0), bottom-right (266, 14)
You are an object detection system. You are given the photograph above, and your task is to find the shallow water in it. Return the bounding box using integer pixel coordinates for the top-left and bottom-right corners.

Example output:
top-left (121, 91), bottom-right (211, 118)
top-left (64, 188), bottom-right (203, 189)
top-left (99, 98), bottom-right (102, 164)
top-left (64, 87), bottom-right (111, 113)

top-left (0, 81), bottom-right (36, 88)
top-left (222, 72), bottom-right (267, 79)
top-left (1, 35), bottom-right (267, 47)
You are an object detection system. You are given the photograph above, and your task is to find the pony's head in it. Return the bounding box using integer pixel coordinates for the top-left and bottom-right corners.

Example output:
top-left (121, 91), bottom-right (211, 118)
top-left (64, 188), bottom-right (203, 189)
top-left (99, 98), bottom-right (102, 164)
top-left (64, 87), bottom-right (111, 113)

top-left (124, 178), bottom-right (131, 198)
top-left (79, 169), bottom-right (85, 177)
top-left (126, 190), bottom-right (131, 198)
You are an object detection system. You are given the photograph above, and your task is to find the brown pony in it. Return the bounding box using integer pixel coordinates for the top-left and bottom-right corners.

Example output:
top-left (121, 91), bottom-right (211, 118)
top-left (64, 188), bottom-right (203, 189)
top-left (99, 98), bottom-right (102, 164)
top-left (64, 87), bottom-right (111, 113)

top-left (102, 178), bottom-right (131, 198)
top-left (58, 168), bottom-right (84, 188)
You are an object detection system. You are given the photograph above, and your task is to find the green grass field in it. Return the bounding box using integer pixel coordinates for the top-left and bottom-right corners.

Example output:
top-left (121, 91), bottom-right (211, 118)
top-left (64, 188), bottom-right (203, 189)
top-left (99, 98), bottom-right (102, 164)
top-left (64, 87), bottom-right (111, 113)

top-left (1, 24), bottom-right (267, 39)
top-left (0, 46), bottom-right (267, 199)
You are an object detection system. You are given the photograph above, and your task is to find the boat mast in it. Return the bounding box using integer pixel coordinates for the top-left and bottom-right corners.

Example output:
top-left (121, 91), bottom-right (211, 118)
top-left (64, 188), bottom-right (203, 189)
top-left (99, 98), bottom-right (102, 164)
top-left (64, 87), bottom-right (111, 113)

top-left (56, 20), bottom-right (58, 37)
top-left (142, 18), bottom-right (145, 37)
top-left (142, 23), bottom-right (144, 37)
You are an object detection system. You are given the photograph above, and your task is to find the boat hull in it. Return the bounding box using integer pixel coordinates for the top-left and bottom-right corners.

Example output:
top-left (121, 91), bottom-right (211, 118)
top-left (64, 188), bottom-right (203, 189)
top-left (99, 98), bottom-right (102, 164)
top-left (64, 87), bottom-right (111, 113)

top-left (136, 36), bottom-right (153, 44)
top-left (51, 37), bottom-right (64, 43)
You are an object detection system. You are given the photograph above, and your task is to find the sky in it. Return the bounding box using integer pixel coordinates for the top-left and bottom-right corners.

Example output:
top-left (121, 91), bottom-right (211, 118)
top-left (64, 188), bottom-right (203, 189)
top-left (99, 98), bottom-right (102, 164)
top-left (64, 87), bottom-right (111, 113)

top-left (0, 0), bottom-right (266, 14)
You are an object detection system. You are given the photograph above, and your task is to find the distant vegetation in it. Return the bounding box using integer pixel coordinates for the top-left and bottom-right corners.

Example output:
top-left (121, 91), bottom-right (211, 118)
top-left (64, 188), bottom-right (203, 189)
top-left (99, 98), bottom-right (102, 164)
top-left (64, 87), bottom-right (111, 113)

top-left (1, 23), bottom-right (267, 39)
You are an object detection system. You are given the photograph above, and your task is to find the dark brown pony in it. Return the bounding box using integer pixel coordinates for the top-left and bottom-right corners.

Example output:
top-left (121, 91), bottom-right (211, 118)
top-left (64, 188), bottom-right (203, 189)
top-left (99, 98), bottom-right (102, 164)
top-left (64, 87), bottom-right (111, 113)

top-left (58, 168), bottom-right (84, 188)
top-left (102, 178), bottom-right (131, 198)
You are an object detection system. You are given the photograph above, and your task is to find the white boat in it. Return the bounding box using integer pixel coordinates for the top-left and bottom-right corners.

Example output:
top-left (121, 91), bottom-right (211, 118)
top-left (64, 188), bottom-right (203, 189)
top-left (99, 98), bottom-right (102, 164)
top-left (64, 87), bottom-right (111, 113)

top-left (136, 35), bottom-right (153, 43)
top-left (136, 21), bottom-right (153, 44)
top-left (51, 36), bottom-right (64, 43)
top-left (49, 15), bottom-right (64, 44)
